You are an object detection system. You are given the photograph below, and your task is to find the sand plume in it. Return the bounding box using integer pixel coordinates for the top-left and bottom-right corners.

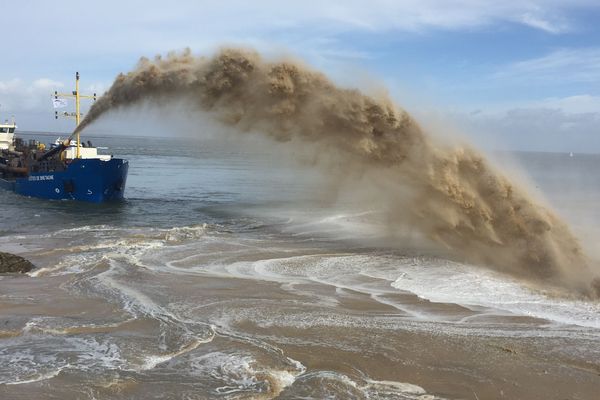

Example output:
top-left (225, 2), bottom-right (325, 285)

top-left (77, 48), bottom-right (600, 297)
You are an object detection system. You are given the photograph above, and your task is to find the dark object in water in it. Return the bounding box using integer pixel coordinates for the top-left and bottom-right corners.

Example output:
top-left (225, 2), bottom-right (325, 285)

top-left (0, 252), bottom-right (34, 273)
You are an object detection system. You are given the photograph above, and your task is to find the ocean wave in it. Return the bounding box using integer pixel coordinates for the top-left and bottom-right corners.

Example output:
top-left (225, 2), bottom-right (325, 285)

top-left (390, 259), bottom-right (600, 329)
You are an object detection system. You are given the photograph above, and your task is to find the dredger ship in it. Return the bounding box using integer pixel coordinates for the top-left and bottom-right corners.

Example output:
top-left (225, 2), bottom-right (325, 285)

top-left (0, 73), bottom-right (128, 203)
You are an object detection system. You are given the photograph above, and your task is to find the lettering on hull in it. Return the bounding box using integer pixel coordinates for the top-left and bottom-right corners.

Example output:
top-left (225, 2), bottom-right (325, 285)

top-left (28, 175), bottom-right (55, 181)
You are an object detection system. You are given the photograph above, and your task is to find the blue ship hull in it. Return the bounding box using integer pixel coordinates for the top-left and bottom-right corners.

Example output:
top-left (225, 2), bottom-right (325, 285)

top-left (0, 158), bottom-right (128, 203)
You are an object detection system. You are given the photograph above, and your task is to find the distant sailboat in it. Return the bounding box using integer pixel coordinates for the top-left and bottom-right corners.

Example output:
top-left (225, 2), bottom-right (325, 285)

top-left (569, 152), bottom-right (574, 157)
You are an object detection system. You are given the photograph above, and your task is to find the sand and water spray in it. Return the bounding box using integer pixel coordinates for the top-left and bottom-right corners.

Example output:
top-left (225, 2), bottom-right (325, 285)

top-left (75, 48), bottom-right (600, 298)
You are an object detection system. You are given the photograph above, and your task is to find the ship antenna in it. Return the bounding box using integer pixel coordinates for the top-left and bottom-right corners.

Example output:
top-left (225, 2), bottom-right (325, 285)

top-left (52, 72), bottom-right (97, 159)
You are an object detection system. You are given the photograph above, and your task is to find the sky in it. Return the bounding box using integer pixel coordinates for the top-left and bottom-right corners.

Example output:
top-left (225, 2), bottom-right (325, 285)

top-left (1, 0), bottom-right (599, 152)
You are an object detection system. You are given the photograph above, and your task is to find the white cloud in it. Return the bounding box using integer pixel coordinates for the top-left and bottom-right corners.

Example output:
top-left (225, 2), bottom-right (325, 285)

top-left (517, 12), bottom-right (567, 34)
top-left (0, 77), bottom-right (111, 132)
top-left (496, 48), bottom-right (600, 83)
top-left (32, 79), bottom-right (64, 90)
top-left (2, 1), bottom-right (597, 61)
top-left (315, 0), bottom-right (590, 33)
top-left (453, 97), bottom-right (600, 152)
top-left (0, 79), bottom-right (22, 93)
top-left (0, 78), bottom-right (64, 112)
top-left (533, 95), bottom-right (600, 114)
top-left (3, 1), bottom-right (600, 136)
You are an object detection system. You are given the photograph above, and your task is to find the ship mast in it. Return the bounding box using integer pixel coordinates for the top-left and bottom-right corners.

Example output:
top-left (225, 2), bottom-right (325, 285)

top-left (53, 72), bottom-right (96, 158)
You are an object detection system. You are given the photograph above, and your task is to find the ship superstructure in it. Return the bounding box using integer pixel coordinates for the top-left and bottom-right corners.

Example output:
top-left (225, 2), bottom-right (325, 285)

top-left (0, 117), bottom-right (16, 151)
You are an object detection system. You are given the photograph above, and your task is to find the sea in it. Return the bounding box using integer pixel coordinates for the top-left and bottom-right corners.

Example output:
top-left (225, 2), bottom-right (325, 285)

top-left (0, 132), bottom-right (599, 399)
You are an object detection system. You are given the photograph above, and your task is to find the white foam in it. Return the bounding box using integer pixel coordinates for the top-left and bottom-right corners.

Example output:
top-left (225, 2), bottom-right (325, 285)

top-left (22, 316), bottom-right (135, 336)
top-left (90, 237), bottom-right (600, 331)
top-left (187, 351), bottom-right (304, 396)
top-left (390, 259), bottom-right (600, 329)
top-left (24, 223), bottom-right (216, 279)
top-left (282, 210), bottom-right (382, 239)
top-left (140, 334), bottom-right (215, 370)
top-left (364, 378), bottom-right (427, 394)
top-left (0, 335), bottom-right (125, 385)
top-left (164, 224), bottom-right (208, 242)
top-left (216, 253), bottom-right (600, 329)
top-left (295, 371), bottom-right (442, 399)
top-left (4, 368), bottom-right (63, 385)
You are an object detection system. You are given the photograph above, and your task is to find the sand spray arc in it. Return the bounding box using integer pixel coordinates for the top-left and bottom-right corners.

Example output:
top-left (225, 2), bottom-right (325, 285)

top-left (76, 48), bottom-right (600, 297)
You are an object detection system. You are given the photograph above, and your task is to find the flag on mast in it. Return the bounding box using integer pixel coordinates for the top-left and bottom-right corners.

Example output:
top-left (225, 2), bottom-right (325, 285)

top-left (52, 98), bottom-right (68, 108)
